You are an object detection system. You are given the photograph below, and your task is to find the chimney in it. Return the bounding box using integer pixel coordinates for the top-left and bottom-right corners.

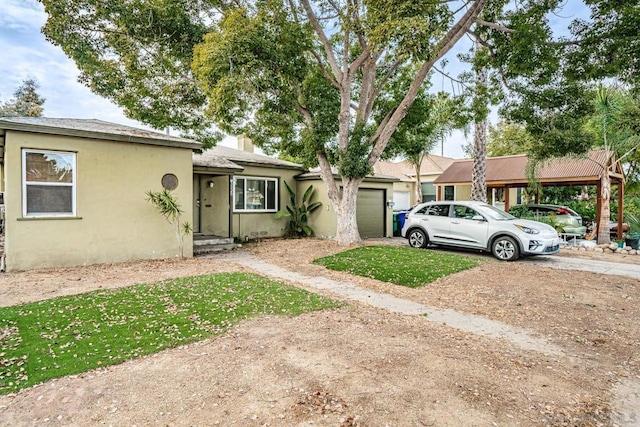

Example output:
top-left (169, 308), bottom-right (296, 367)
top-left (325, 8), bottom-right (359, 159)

top-left (237, 135), bottom-right (254, 153)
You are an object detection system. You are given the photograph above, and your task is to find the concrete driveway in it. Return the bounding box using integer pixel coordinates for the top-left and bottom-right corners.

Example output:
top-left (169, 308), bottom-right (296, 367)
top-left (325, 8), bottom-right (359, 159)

top-left (520, 255), bottom-right (640, 279)
top-left (372, 237), bottom-right (640, 279)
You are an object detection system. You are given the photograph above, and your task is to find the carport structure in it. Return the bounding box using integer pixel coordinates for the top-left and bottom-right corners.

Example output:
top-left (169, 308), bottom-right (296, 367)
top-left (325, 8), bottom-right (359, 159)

top-left (433, 149), bottom-right (626, 240)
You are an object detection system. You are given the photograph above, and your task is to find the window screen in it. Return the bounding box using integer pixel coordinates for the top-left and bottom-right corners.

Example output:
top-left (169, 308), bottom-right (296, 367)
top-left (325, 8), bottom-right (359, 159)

top-left (23, 150), bottom-right (76, 217)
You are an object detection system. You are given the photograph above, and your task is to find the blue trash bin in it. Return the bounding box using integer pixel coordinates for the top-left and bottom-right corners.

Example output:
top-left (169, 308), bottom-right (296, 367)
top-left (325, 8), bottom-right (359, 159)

top-left (397, 211), bottom-right (408, 234)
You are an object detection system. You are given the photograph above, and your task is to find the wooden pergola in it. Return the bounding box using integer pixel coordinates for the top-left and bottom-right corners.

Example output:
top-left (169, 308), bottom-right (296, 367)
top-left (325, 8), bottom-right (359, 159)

top-left (433, 150), bottom-right (626, 240)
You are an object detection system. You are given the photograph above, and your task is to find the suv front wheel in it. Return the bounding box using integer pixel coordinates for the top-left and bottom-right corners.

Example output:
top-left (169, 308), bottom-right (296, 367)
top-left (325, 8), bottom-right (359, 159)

top-left (491, 236), bottom-right (519, 261)
top-left (407, 229), bottom-right (428, 249)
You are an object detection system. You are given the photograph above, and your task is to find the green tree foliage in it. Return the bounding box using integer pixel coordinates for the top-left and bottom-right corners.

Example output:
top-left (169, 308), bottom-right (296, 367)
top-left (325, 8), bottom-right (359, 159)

top-left (40, 0), bottom-right (566, 245)
top-left (40, 0), bottom-right (219, 144)
top-left (486, 121), bottom-right (534, 157)
top-left (384, 89), bottom-right (465, 203)
top-left (0, 78), bottom-right (45, 117)
top-left (493, 0), bottom-right (640, 161)
top-left (565, 0), bottom-right (640, 90)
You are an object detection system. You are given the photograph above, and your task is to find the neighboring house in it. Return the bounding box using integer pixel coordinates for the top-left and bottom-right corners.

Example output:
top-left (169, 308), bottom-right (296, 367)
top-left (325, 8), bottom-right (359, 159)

top-left (0, 117), bottom-right (200, 272)
top-left (373, 154), bottom-right (455, 210)
top-left (432, 150), bottom-right (626, 235)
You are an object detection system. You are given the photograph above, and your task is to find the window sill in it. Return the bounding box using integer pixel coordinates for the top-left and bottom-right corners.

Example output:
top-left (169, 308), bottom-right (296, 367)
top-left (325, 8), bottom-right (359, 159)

top-left (233, 210), bottom-right (278, 214)
top-left (18, 216), bottom-right (83, 221)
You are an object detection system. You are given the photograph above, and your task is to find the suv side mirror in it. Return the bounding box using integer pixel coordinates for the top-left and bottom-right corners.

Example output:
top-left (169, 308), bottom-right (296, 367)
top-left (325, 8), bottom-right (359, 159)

top-left (472, 215), bottom-right (485, 221)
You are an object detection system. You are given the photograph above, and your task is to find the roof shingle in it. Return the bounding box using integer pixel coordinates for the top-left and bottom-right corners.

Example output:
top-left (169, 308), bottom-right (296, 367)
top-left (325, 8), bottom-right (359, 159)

top-left (0, 117), bottom-right (201, 150)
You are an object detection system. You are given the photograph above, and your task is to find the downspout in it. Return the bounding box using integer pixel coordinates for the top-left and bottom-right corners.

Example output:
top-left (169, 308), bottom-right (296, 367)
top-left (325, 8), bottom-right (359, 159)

top-left (228, 175), bottom-right (233, 240)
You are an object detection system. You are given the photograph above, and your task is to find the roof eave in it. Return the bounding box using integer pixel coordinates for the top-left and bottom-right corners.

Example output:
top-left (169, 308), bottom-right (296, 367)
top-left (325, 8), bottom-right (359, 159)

top-left (193, 165), bottom-right (245, 174)
top-left (231, 160), bottom-right (305, 171)
top-left (296, 172), bottom-right (398, 183)
top-left (1, 121), bottom-right (202, 150)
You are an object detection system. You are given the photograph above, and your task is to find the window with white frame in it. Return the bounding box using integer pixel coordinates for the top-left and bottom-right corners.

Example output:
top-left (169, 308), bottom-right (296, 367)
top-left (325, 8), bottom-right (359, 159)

top-left (22, 149), bottom-right (76, 217)
top-left (233, 177), bottom-right (278, 212)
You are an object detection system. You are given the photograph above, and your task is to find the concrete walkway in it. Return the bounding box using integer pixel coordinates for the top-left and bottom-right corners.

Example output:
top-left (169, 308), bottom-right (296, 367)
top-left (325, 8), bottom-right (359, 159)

top-left (214, 252), bottom-right (563, 356)
top-left (521, 255), bottom-right (640, 279)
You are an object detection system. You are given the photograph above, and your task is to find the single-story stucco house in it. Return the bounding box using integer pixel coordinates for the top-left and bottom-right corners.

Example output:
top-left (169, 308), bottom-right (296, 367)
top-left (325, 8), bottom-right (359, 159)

top-left (0, 118), bottom-right (396, 271)
top-left (0, 117), bottom-right (200, 272)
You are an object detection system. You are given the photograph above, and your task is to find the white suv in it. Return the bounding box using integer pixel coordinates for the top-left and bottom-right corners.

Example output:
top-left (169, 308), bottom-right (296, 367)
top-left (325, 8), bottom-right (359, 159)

top-left (401, 201), bottom-right (560, 261)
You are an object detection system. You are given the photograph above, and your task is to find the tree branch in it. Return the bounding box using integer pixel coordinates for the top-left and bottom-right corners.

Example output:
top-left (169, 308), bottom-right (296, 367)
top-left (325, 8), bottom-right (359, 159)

top-left (371, 56), bottom-right (404, 101)
top-left (467, 30), bottom-right (496, 55)
top-left (300, 0), bottom-right (342, 81)
top-left (368, 0), bottom-right (487, 166)
top-left (476, 18), bottom-right (515, 34)
top-left (309, 49), bottom-right (341, 89)
top-left (369, 108), bottom-right (395, 145)
top-left (433, 65), bottom-right (468, 88)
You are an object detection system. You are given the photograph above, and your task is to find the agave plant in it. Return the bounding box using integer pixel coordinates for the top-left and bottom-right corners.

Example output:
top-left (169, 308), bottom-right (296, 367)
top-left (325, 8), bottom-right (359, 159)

top-left (274, 181), bottom-right (322, 237)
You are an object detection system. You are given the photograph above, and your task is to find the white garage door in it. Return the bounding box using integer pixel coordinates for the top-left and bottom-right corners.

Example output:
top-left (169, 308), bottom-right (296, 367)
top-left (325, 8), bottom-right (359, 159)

top-left (393, 191), bottom-right (411, 210)
top-left (357, 189), bottom-right (385, 238)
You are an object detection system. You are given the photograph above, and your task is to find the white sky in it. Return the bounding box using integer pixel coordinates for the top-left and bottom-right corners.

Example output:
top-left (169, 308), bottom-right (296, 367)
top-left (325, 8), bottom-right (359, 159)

top-left (0, 0), bottom-right (589, 159)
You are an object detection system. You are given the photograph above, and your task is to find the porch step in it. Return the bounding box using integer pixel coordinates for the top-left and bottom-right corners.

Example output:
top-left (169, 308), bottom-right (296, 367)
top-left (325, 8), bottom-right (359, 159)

top-left (194, 243), bottom-right (238, 255)
top-left (194, 235), bottom-right (234, 246)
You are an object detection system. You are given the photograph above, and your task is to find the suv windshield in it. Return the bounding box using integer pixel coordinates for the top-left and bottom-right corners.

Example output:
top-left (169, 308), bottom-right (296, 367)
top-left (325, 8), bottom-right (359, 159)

top-left (476, 204), bottom-right (516, 221)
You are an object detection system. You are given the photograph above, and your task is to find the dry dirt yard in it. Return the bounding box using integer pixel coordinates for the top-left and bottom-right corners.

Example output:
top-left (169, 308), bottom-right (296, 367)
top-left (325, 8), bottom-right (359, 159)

top-left (1, 239), bottom-right (640, 426)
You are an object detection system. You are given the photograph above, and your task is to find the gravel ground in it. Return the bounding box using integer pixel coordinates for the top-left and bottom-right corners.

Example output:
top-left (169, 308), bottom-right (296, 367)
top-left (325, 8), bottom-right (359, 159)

top-left (1, 238), bottom-right (639, 426)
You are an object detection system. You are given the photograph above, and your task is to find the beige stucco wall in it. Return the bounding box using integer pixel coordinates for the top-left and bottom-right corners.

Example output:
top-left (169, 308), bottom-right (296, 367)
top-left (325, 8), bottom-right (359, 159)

top-left (230, 166), bottom-right (301, 241)
top-left (301, 178), bottom-right (395, 239)
top-left (4, 131), bottom-right (194, 271)
top-left (455, 184), bottom-right (472, 201)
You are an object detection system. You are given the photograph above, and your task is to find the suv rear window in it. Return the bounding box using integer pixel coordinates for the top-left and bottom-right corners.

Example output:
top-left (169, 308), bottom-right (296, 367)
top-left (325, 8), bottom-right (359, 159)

top-left (425, 205), bottom-right (450, 217)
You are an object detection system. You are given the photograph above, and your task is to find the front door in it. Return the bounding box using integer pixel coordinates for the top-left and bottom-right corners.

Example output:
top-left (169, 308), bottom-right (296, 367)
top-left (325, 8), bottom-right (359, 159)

top-left (193, 175), bottom-right (201, 233)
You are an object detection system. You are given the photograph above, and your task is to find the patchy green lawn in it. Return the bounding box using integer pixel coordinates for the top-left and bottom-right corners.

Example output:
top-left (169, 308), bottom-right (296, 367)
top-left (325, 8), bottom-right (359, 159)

top-left (0, 272), bottom-right (339, 395)
top-left (313, 245), bottom-right (481, 288)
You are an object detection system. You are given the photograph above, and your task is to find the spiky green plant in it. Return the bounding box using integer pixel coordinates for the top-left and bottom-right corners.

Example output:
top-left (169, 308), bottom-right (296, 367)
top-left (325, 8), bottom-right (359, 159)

top-left (274, 181), bottom-right (322, 237)
top-left (146, 189), bottom-right (192, 258)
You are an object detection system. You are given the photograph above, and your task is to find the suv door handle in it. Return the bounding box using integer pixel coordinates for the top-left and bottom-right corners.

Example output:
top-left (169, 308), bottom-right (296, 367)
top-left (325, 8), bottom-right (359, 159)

top-left (451, 221), bottom-right (460, 224)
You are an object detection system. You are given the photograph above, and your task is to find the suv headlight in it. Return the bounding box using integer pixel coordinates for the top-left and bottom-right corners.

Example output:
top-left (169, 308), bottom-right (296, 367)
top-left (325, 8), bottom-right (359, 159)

top-left (514, 224), bottom-right (540, 234)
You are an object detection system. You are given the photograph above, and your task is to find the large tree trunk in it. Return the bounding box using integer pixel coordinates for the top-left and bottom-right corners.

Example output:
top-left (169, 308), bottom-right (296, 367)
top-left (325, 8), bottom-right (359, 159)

top-left (597, 173), bottom-right (611, 244)
top-left (471, 119), bottom-right (488, 202)
top-left (471, 67), bottom-right (488, 203)
top-left (334, 178), bottom-right (363, 246)
top-left (414, 157), bottom-right (424, 204)
top-left (316, 152), bottom-right (363, 246)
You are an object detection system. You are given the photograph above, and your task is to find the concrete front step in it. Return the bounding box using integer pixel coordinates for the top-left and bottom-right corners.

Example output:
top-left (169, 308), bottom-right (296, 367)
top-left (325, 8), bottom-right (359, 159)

top-left (194, 243), bottom-right (238, 255)
top-left (193, 237), bottom-right (234, 246)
